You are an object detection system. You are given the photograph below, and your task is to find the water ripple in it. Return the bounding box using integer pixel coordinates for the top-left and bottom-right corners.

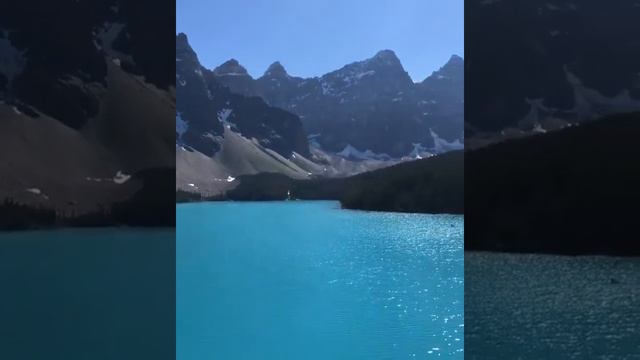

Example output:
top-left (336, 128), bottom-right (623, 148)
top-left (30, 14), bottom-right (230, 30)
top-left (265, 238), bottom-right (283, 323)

top-left (178, 201), bottom-right (464, 359)
top-left (466, 252), bottom-right (640, 359)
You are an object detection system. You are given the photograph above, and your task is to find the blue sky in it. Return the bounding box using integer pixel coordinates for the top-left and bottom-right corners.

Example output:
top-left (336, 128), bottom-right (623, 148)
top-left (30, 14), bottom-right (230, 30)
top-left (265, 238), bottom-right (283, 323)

top-left (177, 0), bottom-right (463, 82)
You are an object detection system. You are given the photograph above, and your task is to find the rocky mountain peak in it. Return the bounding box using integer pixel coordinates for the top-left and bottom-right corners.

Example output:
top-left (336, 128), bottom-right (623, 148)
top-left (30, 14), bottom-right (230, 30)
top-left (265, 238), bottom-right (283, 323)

top-left (323, 49), bottom-right (409, 86)
top-left (264, 61), bottom-right (289, 78)
top-left (423, 54), bottom-right (464, 83)
top-left (213, 59), bottom-right (250, 77)
top-left (176, 33), bottom-right (196, 58)
top-left (445, 54), bottom-right (464, 67)
top-left (176, 32), bottom-right (189, 47)
top-left (373, 49), bottom-right (399, 60)
top-left (175, 34), bottom-right (204, 74)
top-left (367, 49), bottom-right (403, 68)
top-left (207, 47), bottom-right (462, 157)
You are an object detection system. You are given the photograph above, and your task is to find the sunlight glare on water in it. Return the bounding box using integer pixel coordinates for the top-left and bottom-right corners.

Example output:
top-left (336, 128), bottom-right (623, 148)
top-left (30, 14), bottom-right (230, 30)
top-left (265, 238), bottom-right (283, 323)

top-left (177, 201), bottom-right (464, 360)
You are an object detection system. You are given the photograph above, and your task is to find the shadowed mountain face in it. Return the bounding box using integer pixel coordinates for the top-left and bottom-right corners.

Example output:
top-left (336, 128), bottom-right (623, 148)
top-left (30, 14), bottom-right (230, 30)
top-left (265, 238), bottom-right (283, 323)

top-left (466, 112), bottom-right (640, 255)
top-left (0, 0), bottom-right (175, 225)
top-left (466, 0), bottom-right (640, 145)
top-left (176, 34), bottom-right (309, 158)
top-left (177, 34), bottom-right (322, 196)
top-left (0, 0), bottom-right (174, 128)
top-left (212, 50), bottom-right (464, 157)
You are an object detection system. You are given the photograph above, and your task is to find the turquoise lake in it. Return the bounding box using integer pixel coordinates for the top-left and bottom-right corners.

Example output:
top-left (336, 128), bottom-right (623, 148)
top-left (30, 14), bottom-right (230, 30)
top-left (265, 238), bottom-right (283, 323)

top-left (0, 228), bottom-right (175, 360)
top-left (465, 252), bottom-right (640, 359)
top-left (177, 201), bottom-right (464, 359)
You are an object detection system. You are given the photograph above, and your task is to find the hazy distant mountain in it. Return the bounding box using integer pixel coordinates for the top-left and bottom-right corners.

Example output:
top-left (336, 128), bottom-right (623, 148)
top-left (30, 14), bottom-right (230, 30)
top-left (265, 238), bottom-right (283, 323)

top-left (0, 0), bottom-right (175, 225)
top-left (212, 51), bottom-right (464, 158)
top-left (466, 0), bottom-right (640, 146)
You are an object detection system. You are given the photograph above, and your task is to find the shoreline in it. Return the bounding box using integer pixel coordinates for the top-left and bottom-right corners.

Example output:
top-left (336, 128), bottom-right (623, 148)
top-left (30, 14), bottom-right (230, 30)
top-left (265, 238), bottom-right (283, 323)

top-left (465, 249), bottom-right (640, 258)
top-left (176, 196), bottom-right (464, 216)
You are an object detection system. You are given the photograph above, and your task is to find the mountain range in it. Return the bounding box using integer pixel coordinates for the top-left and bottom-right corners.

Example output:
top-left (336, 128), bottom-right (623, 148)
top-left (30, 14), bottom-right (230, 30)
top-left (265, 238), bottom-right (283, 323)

top-left (176, 33), bottom-right (463, 196)
top-left (213, 49), bottom-right (463, 157)
top-left (0, 0), bottom-right (175, 226)
top-left (466, 0), bottom-right (640, 147)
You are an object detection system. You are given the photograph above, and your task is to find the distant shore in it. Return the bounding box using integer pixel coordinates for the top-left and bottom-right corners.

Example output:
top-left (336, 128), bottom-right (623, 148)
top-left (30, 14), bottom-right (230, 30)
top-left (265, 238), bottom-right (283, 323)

top-left (176, 151), bottom-right (464, 215)
top-left (0, 198), bottom-right (175, 231)
top-left (1, 168), bottom-right (176, 231)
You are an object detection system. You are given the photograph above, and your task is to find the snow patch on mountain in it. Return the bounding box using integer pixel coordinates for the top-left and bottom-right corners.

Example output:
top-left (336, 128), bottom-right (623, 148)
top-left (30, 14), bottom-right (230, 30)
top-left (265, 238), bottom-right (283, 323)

top-left (408, 143), bottom-right (434, 160)
top-left (217, 108), bottom-right (232, 121)
top-left (0, 32), bottom-right (26, 86)
top-left (217, 108), bottom-right (235, 129)
top-left (430, 129), bottom-right (464, 153)
top-left (520, 98), bottom-right (556, 127)
top-left (26, 188), bottom-right (41, 195)
top-left (95, 22), bottom-right (133, 64)
top-left (26, 187), bottom-right (49, 200)
top-left (177, 73), bottom-right (186, 87)
top-left (176, 112), bottom-right (188, 139)
top-left (320, 80), bottom-right (334, 95)
top-left (565, 66), bottom-right (640, 121)
top-left (113, 171), bottom-right (131, 184)
top-left (307, 133), bottom-right (322, 149)
top-left (533, 123), bottom-right (547, 133)
top-left (339, 70), bottom-right (375, 87)
top-left (337, 144), bottom-right (391, 161)
top-left (84, 171), bottom-right (132, 185)
top-left (321, 60), bottom-right (382, 93)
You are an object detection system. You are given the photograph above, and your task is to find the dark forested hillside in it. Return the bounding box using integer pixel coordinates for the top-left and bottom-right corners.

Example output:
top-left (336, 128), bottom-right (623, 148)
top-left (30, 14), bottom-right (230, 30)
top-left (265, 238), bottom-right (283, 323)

top-left (0, 168), bottom-right (176, 230)
top-left (224, 151), bottom-right (463, 214)
top-left (465, 112), bottom-right (640, 255)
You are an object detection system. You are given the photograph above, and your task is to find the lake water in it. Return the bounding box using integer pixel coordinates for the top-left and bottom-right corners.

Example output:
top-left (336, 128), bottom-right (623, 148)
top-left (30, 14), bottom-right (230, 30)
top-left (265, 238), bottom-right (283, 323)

top-left (177, 201), bottom-right (464, 360)
top-left (465, 252), bottom-right (640, 359)
top-left (0, 228), bottom-right (175, 360)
